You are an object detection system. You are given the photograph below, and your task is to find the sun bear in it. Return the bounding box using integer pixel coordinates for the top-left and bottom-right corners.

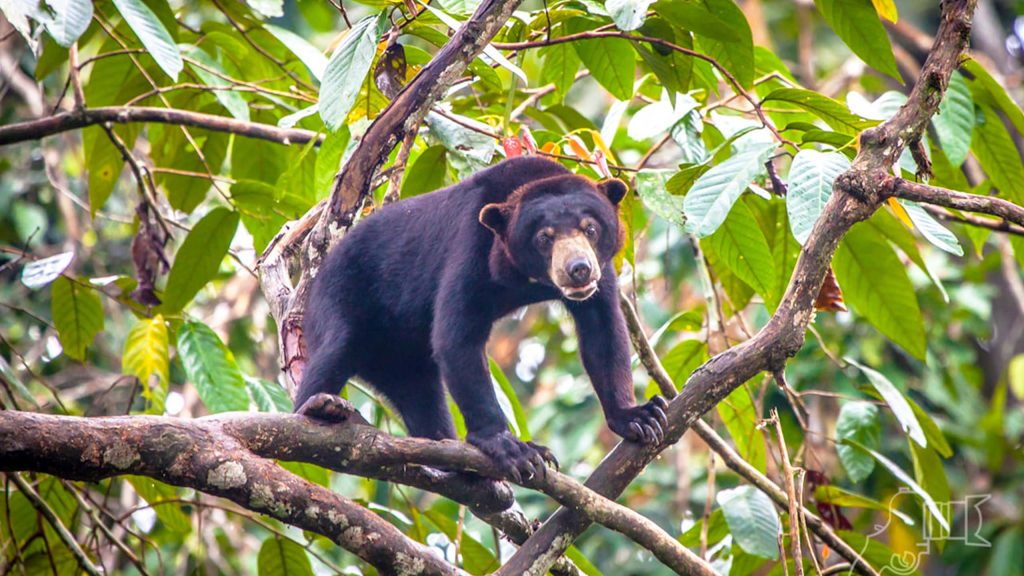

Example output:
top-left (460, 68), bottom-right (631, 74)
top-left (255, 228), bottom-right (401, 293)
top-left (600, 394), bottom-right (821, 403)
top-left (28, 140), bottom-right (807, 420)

top-left (296, 156), bottom-right (668, 481)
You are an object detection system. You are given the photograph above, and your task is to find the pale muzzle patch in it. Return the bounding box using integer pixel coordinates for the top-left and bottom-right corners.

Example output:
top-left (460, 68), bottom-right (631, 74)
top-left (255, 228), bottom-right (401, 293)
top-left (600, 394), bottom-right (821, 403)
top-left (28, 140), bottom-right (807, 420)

top-left (549, 231), bottom-right (600, 301)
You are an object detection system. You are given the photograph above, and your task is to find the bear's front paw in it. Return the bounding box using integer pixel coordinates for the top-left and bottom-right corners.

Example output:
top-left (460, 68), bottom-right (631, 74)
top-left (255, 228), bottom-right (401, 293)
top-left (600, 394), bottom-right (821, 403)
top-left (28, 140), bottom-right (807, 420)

top-left (296, 393), bottom-right (358, 424)
top-left (608, 396), bottom-right (669, 445)
top-left (468, 430), bottom-right (558, 483)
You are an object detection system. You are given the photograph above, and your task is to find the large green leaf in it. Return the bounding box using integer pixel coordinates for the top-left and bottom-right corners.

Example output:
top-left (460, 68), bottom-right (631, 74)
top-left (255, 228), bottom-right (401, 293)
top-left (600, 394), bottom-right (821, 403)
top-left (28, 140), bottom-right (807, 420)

top-left (540, 43), bottom-right (582, 104)
top-left (654, 0), bottom-right (741, 43)
top-left (606, 0), bottom-right (655, 31)
top-left (319, 14), bottom-right (383, 131)
top-left (900, 201), bottom-right (963, 257)
top-left (245, 375), bottom-right (293, 413)
top-left (689, 0), bottom-right (754, 87)
top-left (51, 276), bottom-right (104, 361)
top-left (962, 58), bottom-right (1024, 136)
top-left (112, 0), bottom-right (183, 80)
top-left (635, 18), bottom-right (693, 97)
top-left (257, 536), bottom-right (314, 576)
top-left (910, 442), bottom-right (951, 540)
top-left (42, 0), bottom-right (92, 47)
top-left (185, 47), bottom-right (250, 121)
top-left (786, 149), bottom-right (850, 245)
top-left (161, 208), bottom-right (239, 313)
top-left (314, 127), bottom-right (351, 198)
top-left (568, 20), bottom-right (635, 100)
top-left (21, 251), bottom-right (74, 289)
top-left (844, 439), bottom-right (950, 531)
top-left (423, 507), bottom-right (499, 575)
top-left (176, 321), bottom-right (249, 413)
top-left (123, 315), bottom-right (170, 413)
top-left (972, 105), bottom-right (1024, 205)
top-left (814, 0), bottom-right (900, 81)
top-left (703, 200), bottom-right (778, 310)
top-left (932, 71), bottom-right (973, 167)
top-left (764, 88), bottom-right (876, 135)
top-left (401, 145), bottom-right (450, 198)
top-left (847, 358), bottom-right (926, 448)
top-left (717, 384), bottom-right (766, 473)
top-left (835, 401), bottom-right (880, 483)
top-left (814, 485), bottom-right (914, 525)
top-left (490, 358), bottom-right (531, 441)
top-left (833, 223), bottom-right (926, 360)
top-left (660, 339), bottom-right (708, 390)
top-left (683, 142), bottom-right (776, 237)
top-left (716, 486), bottom-right (781, 560)
top-left (636, 169), bottom-right (685, 227)
top-left (265, 23), bottom-right (327, 81)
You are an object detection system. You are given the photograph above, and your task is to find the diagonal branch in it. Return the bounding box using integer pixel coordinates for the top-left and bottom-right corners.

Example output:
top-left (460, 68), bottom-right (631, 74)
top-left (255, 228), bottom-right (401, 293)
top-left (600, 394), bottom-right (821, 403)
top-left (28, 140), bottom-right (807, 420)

top-left (498, 2), bottom-right (980, 573)
top-left (891, 178), bottom-right (1024, 227)
top-left (0, 106), bottom-right (322, 147)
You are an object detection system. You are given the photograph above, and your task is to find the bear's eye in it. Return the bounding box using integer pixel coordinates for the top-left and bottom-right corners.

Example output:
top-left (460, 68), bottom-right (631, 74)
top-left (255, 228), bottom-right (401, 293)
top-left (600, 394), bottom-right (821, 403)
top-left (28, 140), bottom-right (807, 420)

top-left (536, 232), bottom-right (554, 248)
top-left (584, 224), bottom-right (598, 239)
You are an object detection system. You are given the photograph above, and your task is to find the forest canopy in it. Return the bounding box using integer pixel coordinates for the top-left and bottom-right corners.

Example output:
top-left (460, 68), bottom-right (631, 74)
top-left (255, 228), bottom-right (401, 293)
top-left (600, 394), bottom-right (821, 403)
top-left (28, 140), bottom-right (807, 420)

top-left (1, 0), bottom-right (1023, 575)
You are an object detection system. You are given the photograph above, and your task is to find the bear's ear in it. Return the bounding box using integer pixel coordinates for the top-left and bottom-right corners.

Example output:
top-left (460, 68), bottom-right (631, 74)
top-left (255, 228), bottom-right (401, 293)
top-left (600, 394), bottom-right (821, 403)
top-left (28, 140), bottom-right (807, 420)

top-left (597, 178), bottom-right (628, 205)
top-left (479, 203), bottom-right (510, 236)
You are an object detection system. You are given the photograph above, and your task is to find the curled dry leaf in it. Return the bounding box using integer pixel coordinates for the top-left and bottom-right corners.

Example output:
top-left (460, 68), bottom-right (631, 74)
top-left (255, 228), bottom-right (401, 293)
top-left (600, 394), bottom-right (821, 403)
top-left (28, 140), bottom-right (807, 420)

top-left (814, 265), bottom-right (847, 312)
top-left (131, 202), bottom-right (169, 307)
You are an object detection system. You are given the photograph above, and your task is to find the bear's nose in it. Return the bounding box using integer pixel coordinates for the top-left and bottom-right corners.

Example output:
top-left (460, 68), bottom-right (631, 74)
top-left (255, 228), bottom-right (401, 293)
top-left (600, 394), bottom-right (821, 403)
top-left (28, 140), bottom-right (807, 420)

top-left (568, 258), bottom-right (592, 284)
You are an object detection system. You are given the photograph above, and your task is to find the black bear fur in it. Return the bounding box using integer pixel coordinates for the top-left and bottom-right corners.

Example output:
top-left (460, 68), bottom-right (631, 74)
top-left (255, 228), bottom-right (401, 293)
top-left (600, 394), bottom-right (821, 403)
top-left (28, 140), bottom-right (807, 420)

top-left (296, 156), bottom-right (668, 481)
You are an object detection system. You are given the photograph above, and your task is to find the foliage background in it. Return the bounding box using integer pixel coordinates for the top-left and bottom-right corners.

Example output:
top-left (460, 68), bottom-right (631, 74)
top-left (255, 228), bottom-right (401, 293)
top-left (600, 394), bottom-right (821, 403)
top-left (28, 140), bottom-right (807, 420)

top-left (1, 0), bottom-right (1023, 574)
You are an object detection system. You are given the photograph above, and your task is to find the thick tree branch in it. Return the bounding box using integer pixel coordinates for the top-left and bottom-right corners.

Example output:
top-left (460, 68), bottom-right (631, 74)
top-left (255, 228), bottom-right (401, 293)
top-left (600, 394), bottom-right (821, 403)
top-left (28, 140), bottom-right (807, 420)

top-left (500, 2), bottom-right (979, 573)
top-left (0, 107), bottom-right (321, 147)
top-left (0, 411), bottom-right (456, 575)
top-left (891, 178), bottom-right (1024, 228)
top-left (0, 407), bottom-right (713, 575)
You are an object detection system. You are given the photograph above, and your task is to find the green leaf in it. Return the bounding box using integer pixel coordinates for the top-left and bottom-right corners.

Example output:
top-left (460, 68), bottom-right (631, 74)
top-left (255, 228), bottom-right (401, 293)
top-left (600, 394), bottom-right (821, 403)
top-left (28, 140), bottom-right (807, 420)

top-left (319, 14), bottom-right (383, 131)
top-left (932, 71), bottom-right (973, 167)
top-left (123, 315), bottom-right (170, 413)
top-left (833, 223), bottom-right (926, 359)
top-left (972, 105), bottom-right (1024, 205)
top-left (636, 169), bottom-right (685, 226)
top-left (900, 200), bottom-right (964, 257)
top-left (689, 0), bottom-right (754, 87)
top-left (127, 476), bottom-right (191, 533)
top-left (843, 439), bottom-right (950, 531)
top-left (423, 508), bottom-right (499, 575)
top-left (490, 358), bottom-right (531, 441)
top-left (836, 531), bottom-right (921, 576)
top-left (21, 251), bottom-right (74, 289)
top-left (684, 142), bottom-right (776, 237)
top-left (679, 509), bottom-right (729, 548)
top-left (112, 0), bottom-right (183, 80)
top-left (51, 276), bottom-right (103, 361)
top-left (910, 442), bottom-right (950, 540)
top-left (401, 145), bottom-right (449, 198)
top-left (636, 18), bottom-right (692, 97)
top-left (246, 0), bottom-right (283, 19)
top-left (257, 536), bottom-right (314, 576)
top-left (607, 0), bottom-right (655, 31)
top-left (835, 401), bottom-right (880, 483)
top-left (245, 375), bottom-right (293, 413)
top-left (540, 43), bottom-right (582, 104)
top-left (654, 0), bottom-right (741, 43)
top-left (814, 0), bottom-right (900, 81)
top-left (786, 149), bottom-right (850, 245)
top-left (265, 24), bottom-right (328, 81)
top-left (963, 58), bottom-right (1024, 136)
top-left (660, 339), bottom-right (708, 390)
top-left (990, 526), bottom-right (1024, 576)
top-left (716, 486), bottom-right (781, 560)
top-left (628, 92), bottom-right (699, 140)
top-left (176, 321), bottom-right (250, 413)
top-left (161, 208), bottom-right (239, 313)
top-left (907, 397), bottom-right (952, 458)
top-left (703, 200), bottom-right (778, 310)
top-left (717, 384), bottom-right (766, 473)
top-left (42, 0), bottom-right (92, 47)
top-left (568, 20), bottom-right (635, 100)
top-left (846, 358), bottom-right (926, 448)
top-left (814, 485), bottom-right (914, 525)
top-left (315, 127), bottom-right (351, 198)
top-left (185, 47), bottom-right (250, 121)
top-left (763, 88), bottom-right (876, 135)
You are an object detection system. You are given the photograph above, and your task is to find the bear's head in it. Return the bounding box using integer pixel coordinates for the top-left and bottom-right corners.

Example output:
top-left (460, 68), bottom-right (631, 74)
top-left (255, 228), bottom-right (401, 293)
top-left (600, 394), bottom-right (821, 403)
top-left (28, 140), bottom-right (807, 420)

top-left (479, 173), bottom-right (627, 301)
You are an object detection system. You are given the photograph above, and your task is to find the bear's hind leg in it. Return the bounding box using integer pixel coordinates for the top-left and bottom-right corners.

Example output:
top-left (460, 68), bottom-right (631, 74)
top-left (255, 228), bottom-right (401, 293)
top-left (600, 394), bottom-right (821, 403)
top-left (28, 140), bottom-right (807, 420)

top-left (386, 371), bottom-right (457, 441)
top-left (294, 335), bottom-right (355, 419)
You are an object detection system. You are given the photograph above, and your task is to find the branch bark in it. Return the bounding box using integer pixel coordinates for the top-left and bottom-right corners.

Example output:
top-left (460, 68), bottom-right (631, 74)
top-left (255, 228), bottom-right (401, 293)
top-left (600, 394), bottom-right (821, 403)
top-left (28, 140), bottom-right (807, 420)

top-left (891, 178), bottom-right (1024, 227)
top-left (498, 2), bottom-right (979, 573)
top-left (0, 107), bottom-right (321, 147)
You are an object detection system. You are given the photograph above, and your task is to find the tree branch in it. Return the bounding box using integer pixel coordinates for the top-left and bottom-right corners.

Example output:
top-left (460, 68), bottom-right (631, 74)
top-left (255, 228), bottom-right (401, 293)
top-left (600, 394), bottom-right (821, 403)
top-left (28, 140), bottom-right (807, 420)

top-left (0, 107), bottom-right (321, 147)
top-left (0, 411), bottom-right (456, 575)
top-left (891, 178), bottom-right (1024, 228)
top-left (499, 2), bottom-right (979, 573)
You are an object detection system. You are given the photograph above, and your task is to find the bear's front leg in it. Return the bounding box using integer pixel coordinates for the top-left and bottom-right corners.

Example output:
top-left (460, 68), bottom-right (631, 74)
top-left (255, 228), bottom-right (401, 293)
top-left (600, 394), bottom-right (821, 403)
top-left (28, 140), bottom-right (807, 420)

top-left (567, 270), bottom-right (669, 446)
top-left (433, 298), bottom-right (557, 482)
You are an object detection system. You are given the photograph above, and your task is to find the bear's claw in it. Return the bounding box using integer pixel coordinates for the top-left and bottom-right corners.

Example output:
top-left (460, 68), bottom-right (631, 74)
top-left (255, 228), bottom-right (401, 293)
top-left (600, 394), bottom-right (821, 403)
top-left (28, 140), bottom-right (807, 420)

top-left (609, 395), bottom-right (669, 446)
top-left (469, 430), bottom-right (557, 483)
top-left (297, 393), bottom-right (358, 424)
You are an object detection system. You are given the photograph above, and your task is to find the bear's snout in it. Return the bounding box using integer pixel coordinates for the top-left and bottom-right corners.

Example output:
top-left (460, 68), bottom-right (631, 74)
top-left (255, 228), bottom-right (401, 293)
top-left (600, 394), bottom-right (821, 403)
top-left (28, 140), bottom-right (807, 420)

top-left (549, 233), bottom-right (600, 301)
